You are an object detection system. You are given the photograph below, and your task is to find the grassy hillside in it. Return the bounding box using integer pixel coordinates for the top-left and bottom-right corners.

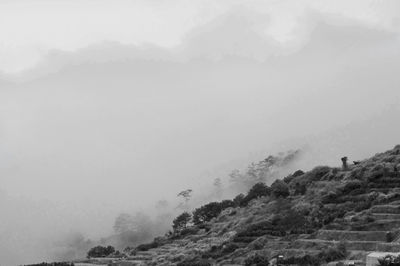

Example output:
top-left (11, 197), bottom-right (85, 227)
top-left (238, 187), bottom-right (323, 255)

top-left (79, 145), bottom-right (400, 265)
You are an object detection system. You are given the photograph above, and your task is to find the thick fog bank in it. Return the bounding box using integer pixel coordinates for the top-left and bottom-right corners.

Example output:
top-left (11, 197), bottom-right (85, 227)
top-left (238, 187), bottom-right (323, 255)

top-left (1, 3), bottom-right (400, 265)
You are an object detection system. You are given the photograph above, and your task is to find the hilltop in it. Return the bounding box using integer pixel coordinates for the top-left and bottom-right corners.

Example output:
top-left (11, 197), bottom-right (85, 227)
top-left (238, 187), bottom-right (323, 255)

top-left (37, 145), bottom-right (400, 266)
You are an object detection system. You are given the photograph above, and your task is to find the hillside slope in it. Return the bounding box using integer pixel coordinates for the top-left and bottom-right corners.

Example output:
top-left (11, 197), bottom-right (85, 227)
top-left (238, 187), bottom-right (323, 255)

top-left (81, 145), bottom-right (400, 266)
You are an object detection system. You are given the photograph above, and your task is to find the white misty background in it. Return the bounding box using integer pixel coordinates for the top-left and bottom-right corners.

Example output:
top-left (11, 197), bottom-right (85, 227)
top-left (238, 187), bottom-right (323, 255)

top-left (1, 0), bottom-right (400, 265)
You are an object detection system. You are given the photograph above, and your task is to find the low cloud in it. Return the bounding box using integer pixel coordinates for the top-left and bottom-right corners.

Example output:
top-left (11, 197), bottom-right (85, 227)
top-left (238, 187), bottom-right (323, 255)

top-left (0, 7), bottom-right (400, 265)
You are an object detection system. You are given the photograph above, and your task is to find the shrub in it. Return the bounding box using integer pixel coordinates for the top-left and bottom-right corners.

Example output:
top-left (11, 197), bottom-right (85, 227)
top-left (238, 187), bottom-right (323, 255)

top-left (240, 183), bottom-right (271, 206)
top-left (307, 166), bottom-right (331, 182)
top-left (234, 208), bottom-right (313, 241)
top-left (179, 227), bottom-right (199, 236)
top-left (309, 205), bottom-right (347, 228)
top-left (293, 170), bottom-right (305, 177)
top-left (87, 245), bottom-right (115, 258)
top-left (220, 199), bottom-right (235, 208)
top-left (248, 182), bottom-right (271, 197)
top-left (273, 209), bottom-right (313, 234)
top-left (319, 246), bottom-right (346, 262)
top-left (173, 212), bottom-right (191, 232)
top-left (386, 232), bottom-right (396, 242)
top-left (378, 254), bottom-right (400, 266)
top-left (271, 180), bottom-right (290, 198)
top-left (293, 182), bottom-right (307, 195)
top-left (321, 191), bottom-right (339, 204)
top-left (318, 242), bottom-right (347, 263)
top-left (235, 220), bottom-right (285, 239)
top-left (233, 194), bottom-right (245, 206)
top-left (244, 254), bottom-right (270, 266)
top-left (284, 170), bottom-right (305, 184)
top-left (136, 241), bottom-right (159, 251)
top-left (192, 201), bottom-right (233, 225)
top-left (340, 180), bottom-right (365, 194)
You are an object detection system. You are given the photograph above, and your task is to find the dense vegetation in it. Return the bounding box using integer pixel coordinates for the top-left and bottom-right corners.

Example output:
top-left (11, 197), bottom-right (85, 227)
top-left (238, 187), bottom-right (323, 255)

top-left (80, 145), bottom-right (400, 266)
top-left (173, 212), bottom-right (192, 231)
top-left (192, 200), bottom-right (236, 224)
top-left (87, 245), bottom-right (116, 258)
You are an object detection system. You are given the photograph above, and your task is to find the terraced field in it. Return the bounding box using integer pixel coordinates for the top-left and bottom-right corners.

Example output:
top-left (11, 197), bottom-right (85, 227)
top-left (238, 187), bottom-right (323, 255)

top-left (82, 145), bottom-right (400, 266)
top-left (116, 201), bottom-right (400, 266)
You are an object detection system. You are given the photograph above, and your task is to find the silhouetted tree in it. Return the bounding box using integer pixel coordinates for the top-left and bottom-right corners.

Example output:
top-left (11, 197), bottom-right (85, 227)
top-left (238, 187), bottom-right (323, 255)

top-left (178, 189), bottom-right (193, 202)
top-left (177, 189), bottom-right (193, 210)
top-left (173, 212), bottom-right (191, 232)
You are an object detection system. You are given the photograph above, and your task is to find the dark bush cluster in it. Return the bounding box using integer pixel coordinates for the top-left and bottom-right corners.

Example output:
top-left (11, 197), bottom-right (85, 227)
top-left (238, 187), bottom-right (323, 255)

top-left (293, 169), bottom-right (305, 177)
top-left (234, 209), bottom-right (314, 242)
top-left (174, 181), bottom-right (275, 232)
top-left (87, 245), bottom-right (115, 258)
top-left (179, 226), bottom-right (200, 236)
top-left (238, 182), bottom-right (271, 207)
top-left (318, 242), bottom-right (347, 262)
top-left (233, 193), bottom-right (245, 206)
top-left (308, 204), bottom-right (348, 228)
top-left (171, 200), bottom-right (234, 236)
top-left (136, 241), bottom-right (160, 251)
top-left (340, 180), bottom-right (366, 194)
top-left (133, 236), bottom-right (170, 252)
top-left (192, 200), bottom-right (234, 225)
top-left (291, 181), bottom-right (307, 195)
top-left (321, 180), bottom-right (374, 209)
top-left (287, 167), bottom-right (333, 196)
top-left (271, 180), bottom-right (290, 198)
top-left (173, 212), bottom-right (192, 232)
top-left (172, 181), bottom-right (275, 233)
top-left (283, 170), bottom-right (305, 184)
top-left (299, 166), bottom-right (334, 185)
top-left (378, 254), bottom-right (400, 266)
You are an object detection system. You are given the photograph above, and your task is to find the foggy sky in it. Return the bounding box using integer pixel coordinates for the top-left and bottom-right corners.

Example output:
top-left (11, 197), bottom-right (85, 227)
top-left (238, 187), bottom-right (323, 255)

top-left (1, 1), bottom-right (400, 265)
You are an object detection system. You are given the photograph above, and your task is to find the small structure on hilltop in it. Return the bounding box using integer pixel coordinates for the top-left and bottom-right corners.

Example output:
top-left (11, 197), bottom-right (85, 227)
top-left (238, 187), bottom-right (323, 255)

top-left (366, 252), bottom-right (400, 266)
top-left (341, 156), bottom-right (348, 170)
